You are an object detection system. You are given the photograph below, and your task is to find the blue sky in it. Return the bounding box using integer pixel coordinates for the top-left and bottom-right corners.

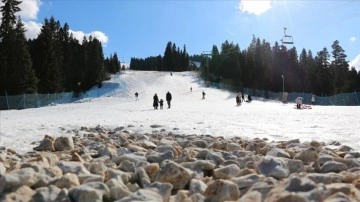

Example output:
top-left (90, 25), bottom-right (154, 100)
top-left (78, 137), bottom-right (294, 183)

top-left (2, 0), bottom-right (360, 70)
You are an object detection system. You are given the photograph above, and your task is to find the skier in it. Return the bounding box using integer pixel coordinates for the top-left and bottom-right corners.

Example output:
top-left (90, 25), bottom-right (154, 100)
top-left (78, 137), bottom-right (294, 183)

top-left (135, 92), bottom-right (138, 101)
top-left (295, 97), bottom-right (303, 109)
top-left (311, 94), bottom-right (316, 105)
top-left (246, 94), bottom-right (252, 102)
top-left (236, 95), bottom-right (240, 106)
top-left (190, 87), bottom-right (192, 92)
top-left (241, 92), bottom-right (245, 102)
top-left (202, 91), bottom-right (206, 99)
top-left (159, 99), bottom-right (164, 109)
top-left (153, 94), bottom-right (159, 109)
top-left (166, 91), bottom-right (172, 108)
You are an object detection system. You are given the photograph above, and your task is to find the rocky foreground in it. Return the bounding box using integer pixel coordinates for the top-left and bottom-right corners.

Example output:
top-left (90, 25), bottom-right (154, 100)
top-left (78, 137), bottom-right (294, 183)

top-left (1, 126), bottom-right (360, 202)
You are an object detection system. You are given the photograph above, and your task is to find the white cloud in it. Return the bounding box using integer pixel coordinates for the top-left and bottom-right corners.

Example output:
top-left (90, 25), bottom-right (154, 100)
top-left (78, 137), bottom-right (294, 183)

top-left (350, 36), bottom-right (357, 43)
top-left (23, 21), bottom-right (41, 39)
top-left (88, 31), bottom-right (109, 45)
top-left (70, 30), bottom-right (109, 45)
top-left (349, 54), bottom-right (360, 72)
top-left (18, 0), bottom-right (41, 20)
top-left (1, 0), bottom-right (108, 46)
top-left (238, 0), bottom-right (272, 15)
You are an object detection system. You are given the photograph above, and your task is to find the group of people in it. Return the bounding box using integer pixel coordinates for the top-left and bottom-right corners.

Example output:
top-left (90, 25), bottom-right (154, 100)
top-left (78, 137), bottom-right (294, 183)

top-left (236, 92), bottom-right (252, 106)
top-left (295, 94), bottom-right (316, 109)
top-left (136, 88), bottom-right (256, 110)
top-left (137, 88), bottom-right (316, 110)
top-left (152, 91), bottom-right (172, 110)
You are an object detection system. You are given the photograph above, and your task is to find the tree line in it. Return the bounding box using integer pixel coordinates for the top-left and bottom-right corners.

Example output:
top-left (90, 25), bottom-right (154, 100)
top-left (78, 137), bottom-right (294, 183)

top-left (0, 0), bottom-right (121, 96)
top-left (197, 37), bottom-right (360, 96)
top-left (130, 41), bottom-right (194, 71)
top-left (2, 0), bottom-right (359, 97)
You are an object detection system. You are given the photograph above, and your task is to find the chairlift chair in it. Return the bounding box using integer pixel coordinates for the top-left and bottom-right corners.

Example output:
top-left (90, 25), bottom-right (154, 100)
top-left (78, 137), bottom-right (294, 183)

top-left (281, 27), bottom-right (294, 45)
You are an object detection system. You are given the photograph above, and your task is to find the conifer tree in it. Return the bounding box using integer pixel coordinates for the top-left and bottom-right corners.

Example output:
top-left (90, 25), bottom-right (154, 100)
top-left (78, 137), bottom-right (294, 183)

top-left (315, 47), bottom-right (332, 95)
top-left (32, 16), bottom-right (63, 93)
top-left (0, 0), bottom-right (38, 95)
top-left (330, 40), bottom-right (349, 94)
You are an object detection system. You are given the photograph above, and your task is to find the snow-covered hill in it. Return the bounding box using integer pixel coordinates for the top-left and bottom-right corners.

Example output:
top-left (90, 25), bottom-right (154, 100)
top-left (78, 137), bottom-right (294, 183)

top-left (1, 70), bottom-right (360, 154)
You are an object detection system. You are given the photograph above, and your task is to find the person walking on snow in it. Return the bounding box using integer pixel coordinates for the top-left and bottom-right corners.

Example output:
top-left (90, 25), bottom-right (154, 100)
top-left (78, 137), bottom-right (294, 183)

top-left (159, 99), bottom-right (164, 109)
top-left (236, 95), bottom-right (241, 106)
top-left (135, 92), bottom-right (138, 101)
top-left (153, 94), bottom-right (159, 109)
top-left (202, 91), bottom-right (206, 99)
top-left (166, 91), bottom-right (172, 108)
top-left (311, 94), bottom-right (316, 105)
top-left (295, 97), bottom-right (303, 109)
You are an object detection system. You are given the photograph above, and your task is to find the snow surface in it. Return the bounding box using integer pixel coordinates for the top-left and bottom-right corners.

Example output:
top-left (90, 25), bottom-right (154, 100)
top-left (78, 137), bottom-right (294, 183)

top-left (1, 70), bottom-right (360, 154)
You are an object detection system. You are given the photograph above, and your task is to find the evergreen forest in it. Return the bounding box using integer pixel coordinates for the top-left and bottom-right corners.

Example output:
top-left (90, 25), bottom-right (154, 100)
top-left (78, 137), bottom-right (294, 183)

top-left (1, 0), bottom-right (360, 97)
top-left (130, 37), bottom-right (360, 96)
top-left (0, 0), bottom-right (121, 96)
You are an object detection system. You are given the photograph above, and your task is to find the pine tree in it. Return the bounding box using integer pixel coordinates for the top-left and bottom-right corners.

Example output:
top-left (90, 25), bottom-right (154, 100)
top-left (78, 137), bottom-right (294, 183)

top-left (0, 0), bottom-right (38, 95)
top-left (330, 40), bottom-right (349, 94)
top-left (163, 41), bottom-right (174, 71)
top-left (315, 47), bottom-right (332, 95)
top-left (32, 16), bottom-right (63, 93)
top-left (0, 0), bottom-right (20, 38)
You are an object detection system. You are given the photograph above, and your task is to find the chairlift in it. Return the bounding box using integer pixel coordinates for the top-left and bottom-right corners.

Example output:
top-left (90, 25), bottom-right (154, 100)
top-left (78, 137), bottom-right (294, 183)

top-left (281, 27), bottom-right (294, 45)
top-left (277, 27), bottom-right (294, 52)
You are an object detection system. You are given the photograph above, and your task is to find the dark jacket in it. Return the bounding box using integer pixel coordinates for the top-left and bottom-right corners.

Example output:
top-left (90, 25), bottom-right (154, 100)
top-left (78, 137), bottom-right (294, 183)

top-left (153, 94), bottom-right (159, 106)
top-left (166, 92), bottom-right (172, 101)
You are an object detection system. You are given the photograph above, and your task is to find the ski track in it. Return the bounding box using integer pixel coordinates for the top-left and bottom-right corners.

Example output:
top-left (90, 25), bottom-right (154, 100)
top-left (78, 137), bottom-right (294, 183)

top-left (1, 70), bottom-right (360, 154)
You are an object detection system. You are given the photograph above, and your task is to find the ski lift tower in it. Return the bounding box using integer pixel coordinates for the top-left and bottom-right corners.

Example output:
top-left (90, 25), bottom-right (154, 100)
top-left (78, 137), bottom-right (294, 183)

top-left (279, 27), bottom-right (294, 103)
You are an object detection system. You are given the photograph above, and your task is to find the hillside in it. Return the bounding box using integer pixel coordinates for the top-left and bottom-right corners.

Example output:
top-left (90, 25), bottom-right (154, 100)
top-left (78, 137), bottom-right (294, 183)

top-left (1, 70), bottom-right (359, 154)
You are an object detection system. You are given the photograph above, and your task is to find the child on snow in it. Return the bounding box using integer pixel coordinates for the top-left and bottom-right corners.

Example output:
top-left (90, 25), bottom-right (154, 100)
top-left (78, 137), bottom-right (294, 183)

top-left (311, 94), bottom-right (316, 105)
top-left (295, 97), bottom-right (303, 109)
top-left (159, 99), bottom-right (164, 109)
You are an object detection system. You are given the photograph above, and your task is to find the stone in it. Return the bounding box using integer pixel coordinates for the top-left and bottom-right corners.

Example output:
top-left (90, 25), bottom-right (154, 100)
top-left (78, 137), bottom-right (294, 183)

top-left (118, 160), bottom-right (135, 172)
top-left (115, 189), bottom-right (163, 202)
top-left (109, 185), bottom-right (132, 201)
top-left (33, 135), bottom-right (55, 152)
top-left (54, 173), bottom-right (80, 189)
top-left (0, 167), bottom-right (41, 195)
top-left (146, 150), bottom-right (174, 164)
top-left (285, 175), bottom-right (316, 192)
top-left (56, 161), bottom-right (90, 175)
top-left (189, 178), bottom-right (207, 195)
top-left (68, 182), bottom-right (110, 202)
top-left (256, 156), bottom-right (289, 180)
top-left (155, 161), bottom-right (193, 190)
top-left (320, 161), bottom-right (348, 173)
top-left (286, 159), bottom-right (304, 174)
top-left (0, 185), bottom-right (35, 202)
top-left (306, 173), bottom-right (343, 184)
top-left (54, 136), bottom-right (74, 151)
top-left (238, 191), bottom-right (262, 202)
top-left (204, 179), bottom-right (240, 202)
top-left (267, 148), bottom-right (290, 158)
top-left (231, 173), bottom-right (263, 189)
top-left (147, 182), bottom-right (173, 202)
top-left (32, 185), bottom-right (70, 202)
top-left (294, 147), bottom-right (319, 164)
top-left (213, 164), bottom-right (241, 179)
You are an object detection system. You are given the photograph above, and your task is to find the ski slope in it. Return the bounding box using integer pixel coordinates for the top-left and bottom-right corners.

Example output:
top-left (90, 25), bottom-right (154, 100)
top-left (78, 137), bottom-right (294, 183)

top-left (1, 70), bottom-right (360, 154)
